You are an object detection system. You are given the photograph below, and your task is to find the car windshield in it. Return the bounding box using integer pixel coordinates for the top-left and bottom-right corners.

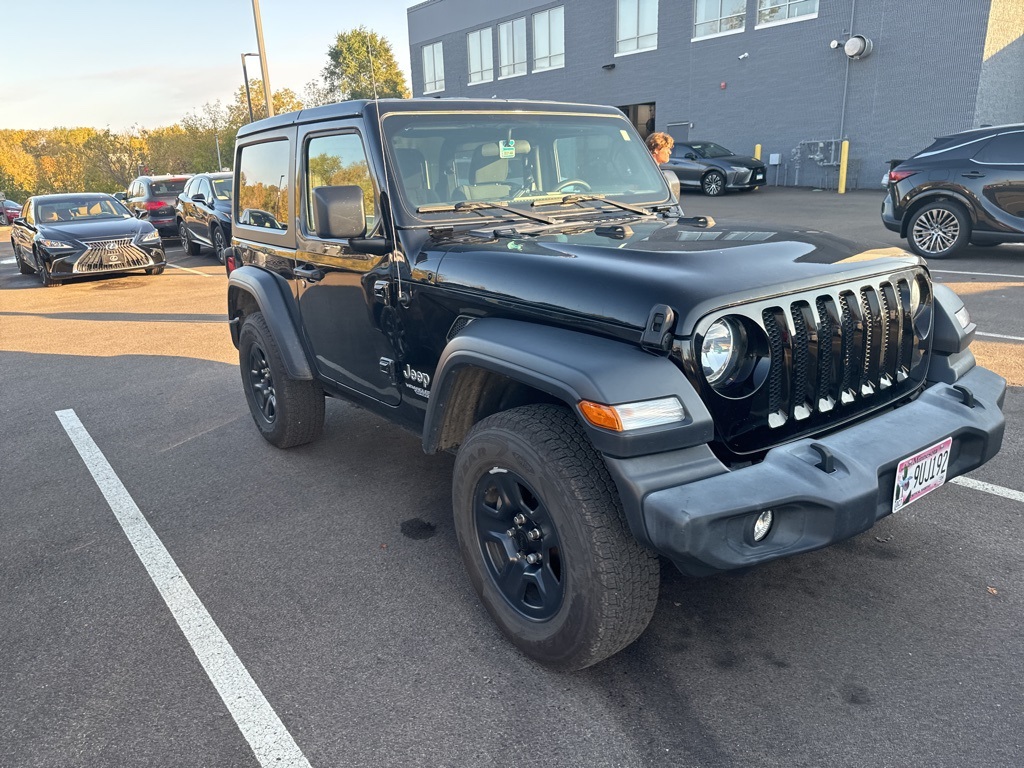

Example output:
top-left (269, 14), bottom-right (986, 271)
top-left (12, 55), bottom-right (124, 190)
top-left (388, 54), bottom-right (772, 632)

top-left (212, 178), bottom-right (233, 200)
top-left (36, 197), bottom-right (131, 222)
top-left (690, 142), bottom-right (734, 159)
top-left (382, 111), bottom-right (669, 220)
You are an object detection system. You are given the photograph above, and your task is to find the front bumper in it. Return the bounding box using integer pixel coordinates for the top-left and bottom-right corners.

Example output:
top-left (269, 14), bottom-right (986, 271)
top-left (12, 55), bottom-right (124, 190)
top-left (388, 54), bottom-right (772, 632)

top-left (46, 243), bottom-right (165, 278)
top-left (606, 365), bottom-right (1005, 576)
top-left (729, 166), bottom-right (766, 189)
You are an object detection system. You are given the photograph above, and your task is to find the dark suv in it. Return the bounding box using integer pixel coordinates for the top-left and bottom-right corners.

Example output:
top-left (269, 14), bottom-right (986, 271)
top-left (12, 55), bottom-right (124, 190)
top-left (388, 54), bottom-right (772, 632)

top-left (882, 124), bottom-right (1024, 258)
top-left (176, 172), bottom-right (233, 262)
top-left (120, 174), bottom-right (191, 238)
top-left (224, 98), bottom-right (1004, 671)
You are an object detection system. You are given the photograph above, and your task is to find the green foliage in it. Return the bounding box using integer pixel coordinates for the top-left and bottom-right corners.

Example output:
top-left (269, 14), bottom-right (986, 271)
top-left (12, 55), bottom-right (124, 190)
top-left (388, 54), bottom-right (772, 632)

top-left (318, 26), bottom-right (410, 103)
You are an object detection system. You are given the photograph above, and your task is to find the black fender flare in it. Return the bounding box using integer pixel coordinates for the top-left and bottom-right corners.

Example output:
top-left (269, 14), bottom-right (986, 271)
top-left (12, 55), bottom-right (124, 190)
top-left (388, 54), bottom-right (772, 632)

top-left (423, 318), bottom-right (714, 459)
top-left (227, 266), bottom-right (313, 380)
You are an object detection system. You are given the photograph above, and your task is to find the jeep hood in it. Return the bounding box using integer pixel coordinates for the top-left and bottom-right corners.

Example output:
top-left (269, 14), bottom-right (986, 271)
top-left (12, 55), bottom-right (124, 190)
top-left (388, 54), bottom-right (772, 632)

top-left (426, 217), bottom-right (923, 336)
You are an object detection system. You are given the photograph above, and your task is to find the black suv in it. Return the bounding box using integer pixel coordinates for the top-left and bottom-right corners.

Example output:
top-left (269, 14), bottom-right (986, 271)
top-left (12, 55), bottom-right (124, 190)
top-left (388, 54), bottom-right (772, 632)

top-left (882, 123), bottom-right (1024, 258)
top-left (120, 174), bottom-right (191, 238)
top-left (225, 98), bottom-right (1005, 671)
top-left (176, 172), bottom-right (233, 262)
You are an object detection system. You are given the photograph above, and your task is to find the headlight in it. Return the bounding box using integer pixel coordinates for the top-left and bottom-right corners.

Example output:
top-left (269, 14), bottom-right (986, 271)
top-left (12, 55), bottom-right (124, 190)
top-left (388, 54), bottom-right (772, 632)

top-left (137, 229), bottom-right (161, 244)
top-left (701, 317), bottom-right (746, 388)
top-left (729, 165), bottom-right (748, 173)
top-left (39, 239), bottom-right (74, 249)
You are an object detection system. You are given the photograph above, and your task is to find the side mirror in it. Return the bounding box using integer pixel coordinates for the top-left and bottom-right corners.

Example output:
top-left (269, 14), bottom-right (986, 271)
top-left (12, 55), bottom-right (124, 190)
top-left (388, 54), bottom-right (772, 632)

top-left (662, 170), bottom-right (680, 202)
top-left (136, 209), bottom-right (149, 219)
top-left (191, 193), bottom-right (206, 203)
top-left (312, 185), bottom-right (367, 240)
top-left (685, 153), bottom-right (698, 161)
top-left (113, 192), bottom-right (127, 201)
top-left (13, 217), bottom-right (26, 226)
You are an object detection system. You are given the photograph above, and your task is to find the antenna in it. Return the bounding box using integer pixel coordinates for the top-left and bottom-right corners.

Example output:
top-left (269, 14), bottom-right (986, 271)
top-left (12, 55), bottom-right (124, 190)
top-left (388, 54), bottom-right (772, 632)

top-left (366, 32), bottom-right (407, 306)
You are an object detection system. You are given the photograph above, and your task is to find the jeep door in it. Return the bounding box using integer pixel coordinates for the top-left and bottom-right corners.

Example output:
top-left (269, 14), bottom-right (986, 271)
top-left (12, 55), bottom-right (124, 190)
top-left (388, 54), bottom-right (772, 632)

top-left (970, 130), bottom-right (1024, 233)
top-left (294, 126), bottom-right (401, 406)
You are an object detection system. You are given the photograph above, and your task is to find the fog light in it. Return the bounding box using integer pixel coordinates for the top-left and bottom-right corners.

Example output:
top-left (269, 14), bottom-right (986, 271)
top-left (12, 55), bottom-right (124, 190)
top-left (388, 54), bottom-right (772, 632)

top-left (753, 509), bottom-right (773, 542)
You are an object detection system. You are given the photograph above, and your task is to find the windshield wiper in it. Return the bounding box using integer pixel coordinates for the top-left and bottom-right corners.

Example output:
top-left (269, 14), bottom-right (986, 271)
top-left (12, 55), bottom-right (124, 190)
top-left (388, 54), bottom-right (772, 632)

top-left (531, 194), bottom-right (651, 216)
top-left (417, 200), bottom-right (556, 225)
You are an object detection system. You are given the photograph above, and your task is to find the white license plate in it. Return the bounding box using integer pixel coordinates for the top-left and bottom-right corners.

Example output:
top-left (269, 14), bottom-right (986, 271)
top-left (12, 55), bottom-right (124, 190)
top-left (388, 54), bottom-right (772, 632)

top-left (892, 437), bottom-right (953, 512)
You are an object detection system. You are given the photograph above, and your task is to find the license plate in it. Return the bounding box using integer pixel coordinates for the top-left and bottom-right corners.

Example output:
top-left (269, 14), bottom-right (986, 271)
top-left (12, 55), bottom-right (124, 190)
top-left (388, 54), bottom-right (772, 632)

top-left (892, 437), bottom-right (953, 512)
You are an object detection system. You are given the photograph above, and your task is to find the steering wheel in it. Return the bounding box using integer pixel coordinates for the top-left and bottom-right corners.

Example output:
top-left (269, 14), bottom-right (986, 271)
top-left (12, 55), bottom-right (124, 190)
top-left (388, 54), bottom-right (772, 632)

top-left (553, 179), bottom-right (592, 193)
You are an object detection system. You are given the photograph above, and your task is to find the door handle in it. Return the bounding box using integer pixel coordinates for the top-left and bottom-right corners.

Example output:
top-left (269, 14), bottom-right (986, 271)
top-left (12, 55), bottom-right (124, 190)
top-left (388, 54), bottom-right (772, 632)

top-left (961, 171), bottom-right (986, 178)
top-left (294, 263), bottom-right (324, 282)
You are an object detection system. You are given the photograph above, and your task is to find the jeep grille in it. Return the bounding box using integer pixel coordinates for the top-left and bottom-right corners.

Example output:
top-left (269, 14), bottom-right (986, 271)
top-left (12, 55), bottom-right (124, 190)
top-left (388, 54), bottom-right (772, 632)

top-left (689, 268), bottom-right (931, 457)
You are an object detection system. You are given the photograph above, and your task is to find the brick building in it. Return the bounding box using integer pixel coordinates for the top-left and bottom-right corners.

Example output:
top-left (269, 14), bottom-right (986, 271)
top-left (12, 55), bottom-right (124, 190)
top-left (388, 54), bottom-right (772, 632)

top-left (406, 0), bottom-right (1024, 189)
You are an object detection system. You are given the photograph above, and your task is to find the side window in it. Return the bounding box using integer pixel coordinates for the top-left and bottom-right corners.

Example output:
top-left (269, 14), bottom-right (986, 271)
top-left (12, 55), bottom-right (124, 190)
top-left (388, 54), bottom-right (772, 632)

top-left (305, 133), bottom-right (377, 236)
top-left (973, 133), bottom-right (1024, 164)
top-left (183, 178), bottom-right (196, 197)
top-left (236, 140), bottom-right (290, 231)
top-left (200, 178), bottom-right (214, 199)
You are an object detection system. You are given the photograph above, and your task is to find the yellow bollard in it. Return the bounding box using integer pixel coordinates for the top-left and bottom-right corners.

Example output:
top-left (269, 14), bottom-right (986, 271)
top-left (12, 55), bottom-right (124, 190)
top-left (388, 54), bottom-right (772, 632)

top-left (838, 140), bottom-right (850, 194)
top-left (754, 144), bottom-right (761, 160)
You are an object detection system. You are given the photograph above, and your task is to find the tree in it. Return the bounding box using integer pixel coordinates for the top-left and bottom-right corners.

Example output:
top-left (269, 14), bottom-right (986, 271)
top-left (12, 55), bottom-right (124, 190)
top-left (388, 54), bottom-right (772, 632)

top-left (82, 128), bottom-right (147, 191)
top-left (226, 81), bottom-right (304, 126)
top-left (318, 26), bottom-right (410, 103)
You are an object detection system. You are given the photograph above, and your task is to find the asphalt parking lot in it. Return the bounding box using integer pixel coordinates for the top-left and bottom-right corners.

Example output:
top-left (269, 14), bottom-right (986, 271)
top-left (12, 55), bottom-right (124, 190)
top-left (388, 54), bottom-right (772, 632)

top-left (2, 188), bottom-right (1022, 768)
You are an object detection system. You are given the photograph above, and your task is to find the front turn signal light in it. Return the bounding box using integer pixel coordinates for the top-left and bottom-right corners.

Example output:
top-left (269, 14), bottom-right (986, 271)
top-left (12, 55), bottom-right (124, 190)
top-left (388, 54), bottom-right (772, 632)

top-left (579, 397), bottom-right (686, 432)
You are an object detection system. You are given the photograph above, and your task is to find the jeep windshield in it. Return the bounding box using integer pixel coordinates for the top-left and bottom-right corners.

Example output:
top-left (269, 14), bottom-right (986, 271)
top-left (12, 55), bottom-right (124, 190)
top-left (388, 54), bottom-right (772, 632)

top-left (382, 111), bottom-right (671, 223)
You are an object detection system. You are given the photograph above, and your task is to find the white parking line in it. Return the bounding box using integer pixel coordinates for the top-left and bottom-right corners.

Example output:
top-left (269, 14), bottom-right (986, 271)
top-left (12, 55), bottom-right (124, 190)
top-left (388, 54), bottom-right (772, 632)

top-left (166, 262), bottom-right (213, 277)
top-left (55, 409), bottom-right (312, 768)
top-left (951, 476), bottom-right (1024, 503)
top-left (932, 269), bottom-right (1024, 280)
top-left (976, 331), bottom-right (1024, 342)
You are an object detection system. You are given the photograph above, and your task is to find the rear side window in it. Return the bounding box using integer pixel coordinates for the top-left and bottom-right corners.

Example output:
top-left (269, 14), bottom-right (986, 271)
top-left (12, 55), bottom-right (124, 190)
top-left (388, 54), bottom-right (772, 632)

top-left (236, 140), bottom-right (290, 231)
top-left (304, 133), bottom-right (377, 235)
top-left (972, 132), bottom-right (1024, 164)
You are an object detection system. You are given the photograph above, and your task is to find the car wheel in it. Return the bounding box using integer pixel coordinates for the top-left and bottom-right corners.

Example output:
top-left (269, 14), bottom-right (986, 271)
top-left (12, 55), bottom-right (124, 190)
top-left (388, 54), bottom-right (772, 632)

top-left (180, 221), bottom-right (201, 256)
top-left (14, 243), bottom-right (34, 275)
top-left (35, 251), bottom-right (59, 287)
top-left (145, 265), bottom-right (165, 275)
top-left (212, 226), bottom-right (227, 264)
top-left (907, 201), bottom-right (970, 259)
top-left (702, 170), bottom-right (726, 196)
top-left (238, 311), bottom-right (325, 448)
top-left (452, 404), bottom-right (660, 671)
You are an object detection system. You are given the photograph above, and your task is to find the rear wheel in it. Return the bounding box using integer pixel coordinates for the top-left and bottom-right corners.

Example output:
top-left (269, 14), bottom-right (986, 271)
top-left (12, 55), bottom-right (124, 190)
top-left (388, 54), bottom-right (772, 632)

top-left (180, 221), bottom-right (201, 255)
top-left (238, 311), bottom-right (324, 448)
top-left (452, 404), bottom-right (660, 671)
top-left (702, 170), bottom-right (726, 196)
top-left (907, 201), bottom-right (970, 259)
top-left (212, 226), bottom-right (227, 264)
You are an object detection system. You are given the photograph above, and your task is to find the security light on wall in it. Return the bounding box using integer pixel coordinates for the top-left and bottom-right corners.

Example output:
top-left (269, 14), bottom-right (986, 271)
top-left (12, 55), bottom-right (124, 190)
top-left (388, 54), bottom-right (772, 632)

top-left (843, 35), bottom-right (873, 59)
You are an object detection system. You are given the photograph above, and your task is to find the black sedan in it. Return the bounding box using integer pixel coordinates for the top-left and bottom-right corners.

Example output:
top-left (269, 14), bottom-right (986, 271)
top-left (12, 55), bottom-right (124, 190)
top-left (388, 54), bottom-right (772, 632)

top-left (10, 193), bottom-right (166, 287)
top-left (661, 140), bottom-right (766, 196)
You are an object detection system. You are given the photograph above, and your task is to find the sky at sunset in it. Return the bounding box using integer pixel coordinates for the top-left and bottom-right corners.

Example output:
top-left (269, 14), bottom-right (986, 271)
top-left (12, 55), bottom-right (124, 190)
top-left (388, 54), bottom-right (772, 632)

top-left (3, 0), bottom-right (418, 131)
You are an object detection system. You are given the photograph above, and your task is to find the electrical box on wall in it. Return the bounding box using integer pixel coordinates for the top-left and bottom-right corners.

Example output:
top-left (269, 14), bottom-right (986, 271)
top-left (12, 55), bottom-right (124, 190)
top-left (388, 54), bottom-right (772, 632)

top-left (769, 153), bottom-right (781, 166)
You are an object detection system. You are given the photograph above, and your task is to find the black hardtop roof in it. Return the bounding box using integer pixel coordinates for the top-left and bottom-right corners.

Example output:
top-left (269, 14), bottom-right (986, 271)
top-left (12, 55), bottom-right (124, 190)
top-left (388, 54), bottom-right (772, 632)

top-left (236, 98), bottom-right (626, 139)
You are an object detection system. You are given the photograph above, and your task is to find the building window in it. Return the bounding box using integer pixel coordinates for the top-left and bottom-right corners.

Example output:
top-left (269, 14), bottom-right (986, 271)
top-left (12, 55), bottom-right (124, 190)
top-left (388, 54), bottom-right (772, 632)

top-left (756, 0), bottom-right (818, 27)
top-left (467, 28), bottom-right (493, 84)
top-left (617, 0), bottom-right (658, 54)
top-left (694, 0), bottom-right (745, 39)
top-left (533, 6), bottom-right (565, 71)
top-left (498, 17), bottom-right (527, 78)
top-left (422, 42), bottom-right (444, 93)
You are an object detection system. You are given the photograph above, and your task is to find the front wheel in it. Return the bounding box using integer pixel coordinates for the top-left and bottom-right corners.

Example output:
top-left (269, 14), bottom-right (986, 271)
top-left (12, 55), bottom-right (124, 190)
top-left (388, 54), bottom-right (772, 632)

top-left (702, 170), bottom-right (726, 196)
top-left (14, 243), bottom-right (34, 275)
top-left (907, 201), bottom-right (970, 259)
top-left (35, 252), bottom-right (59, 287)
top-left (238, 311), bottom-right (324, 448)
top-left (145, 265), bottom-right (165, 275)
top-left (453, 404), bottom-right (660, 671)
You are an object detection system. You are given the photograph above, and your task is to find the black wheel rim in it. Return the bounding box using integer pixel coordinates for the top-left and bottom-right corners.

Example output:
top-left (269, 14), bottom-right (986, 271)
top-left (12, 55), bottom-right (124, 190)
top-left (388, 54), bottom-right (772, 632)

top-left (247, 344), bottom-right (277, 423)
top-left (180, 223), bottom-right (189, 247)
top-left (214, 229), bottom-right (226, 263)
top-left (473, 469), bottom-right (564, 621)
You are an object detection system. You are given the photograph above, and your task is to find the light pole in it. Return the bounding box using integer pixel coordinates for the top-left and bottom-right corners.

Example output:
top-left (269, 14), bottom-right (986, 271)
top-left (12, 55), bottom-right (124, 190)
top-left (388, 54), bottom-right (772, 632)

top-left (241, 53), bottom-right (259, 122)
top-left (251, 0), bottom-right (274, 117)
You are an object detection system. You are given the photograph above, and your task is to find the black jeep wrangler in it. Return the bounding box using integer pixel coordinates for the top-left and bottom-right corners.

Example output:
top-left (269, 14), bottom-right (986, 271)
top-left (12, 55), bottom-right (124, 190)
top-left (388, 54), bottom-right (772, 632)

top-left (225, 99), bottom-right (1005, 671)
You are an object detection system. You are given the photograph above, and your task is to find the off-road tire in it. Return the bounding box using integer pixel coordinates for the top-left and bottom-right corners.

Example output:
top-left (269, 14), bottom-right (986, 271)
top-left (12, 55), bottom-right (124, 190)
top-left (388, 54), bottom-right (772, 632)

top-left (453, 404), bottom-right (660, 671)
top-left (239, 311), bottom-right (324, 448)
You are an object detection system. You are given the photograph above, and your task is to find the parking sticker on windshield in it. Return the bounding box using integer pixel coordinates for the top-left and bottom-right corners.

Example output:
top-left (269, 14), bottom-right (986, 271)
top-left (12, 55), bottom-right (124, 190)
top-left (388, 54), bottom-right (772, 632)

top-left (500, 140), bottom-right (516, 159)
